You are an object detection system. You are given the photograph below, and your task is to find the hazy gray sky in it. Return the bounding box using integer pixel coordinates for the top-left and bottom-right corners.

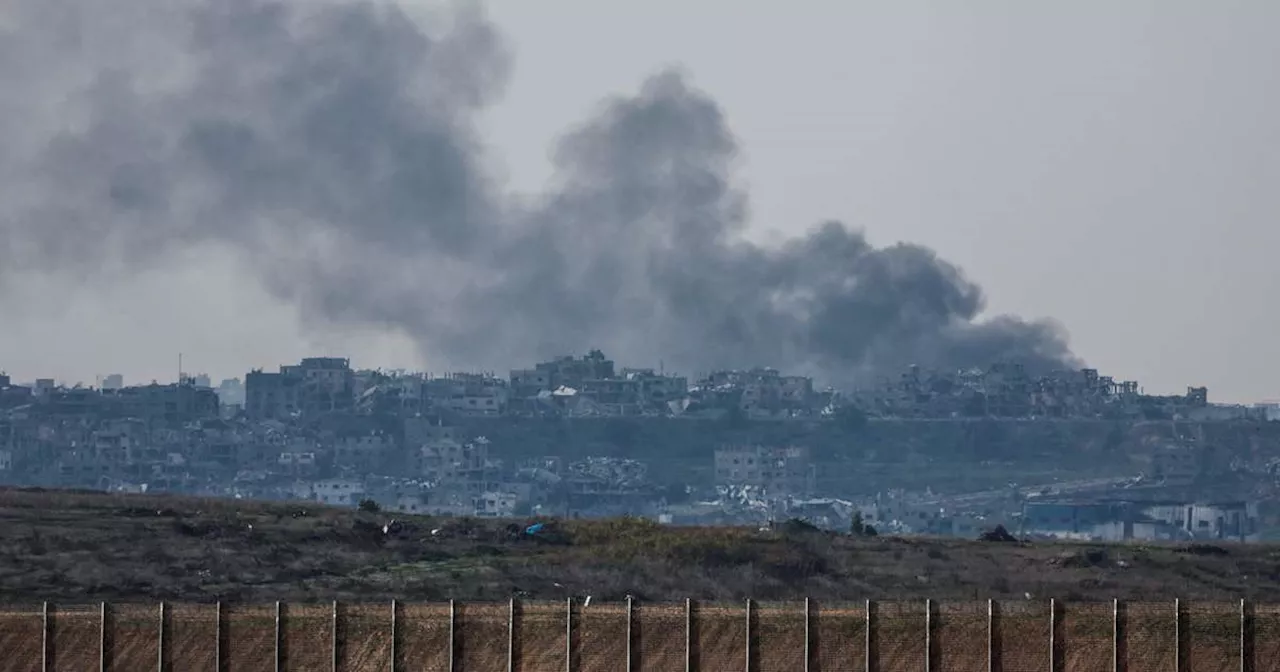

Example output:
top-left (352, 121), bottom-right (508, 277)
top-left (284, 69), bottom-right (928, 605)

top-left (1, 1), bottom-right (1277, 402)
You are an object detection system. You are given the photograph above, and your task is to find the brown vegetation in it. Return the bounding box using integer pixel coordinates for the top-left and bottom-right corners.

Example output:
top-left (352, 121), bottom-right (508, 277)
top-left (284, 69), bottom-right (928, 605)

top-left (1, 487), bottom-right (1279, 605)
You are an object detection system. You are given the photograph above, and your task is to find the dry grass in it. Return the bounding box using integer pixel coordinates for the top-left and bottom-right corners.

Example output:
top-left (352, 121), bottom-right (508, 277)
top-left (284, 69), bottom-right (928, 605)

top-left (1, 487), bottom-right (1279, 605)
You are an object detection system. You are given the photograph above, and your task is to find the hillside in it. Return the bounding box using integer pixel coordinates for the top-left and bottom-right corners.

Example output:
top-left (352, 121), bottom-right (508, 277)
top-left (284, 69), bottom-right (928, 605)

top-left (0, 488), bottom-right (1275, 604)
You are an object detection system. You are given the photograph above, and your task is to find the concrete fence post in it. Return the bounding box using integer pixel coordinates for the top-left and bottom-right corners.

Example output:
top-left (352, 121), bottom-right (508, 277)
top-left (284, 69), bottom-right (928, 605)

top-left (1112, 599), bottom-right (1120, 672)
top-left (1241, 598), bottom-right (1248, 672)
top-left (625, 595), bottom-right (634, 672)
top-left (1049, 598), bottom-right (1056, 672)
top-left (987, 599), bottom-right (995, 672)
top-left (865, 600), bottom-right (874, 672)
top-left (925, 598), bottom-right (933, 672)
top-left (41, 601), bottom-right (49, 672)
top-left (685, 599), bottom-right (693, 672)
top-left (744, 598), bottom-right (753, 672)
top-left (331, 601), bottom-right (339, 672)
top-left (803, 598), bottom-right (811, 672)
top-left (1174, 599), bottom-right (1181, 672)
top-left (508, 598), bottom-right (516, 672)
top-left (274, 601), bottom-right (282, 672)
top-left (99, 601), bottom-right (107, 672)
top-left (448, 600), bottom-right (456, 672)
top-left (565, 597), bottom-right (574, 672)
top-left (157, 601), bottom-right (166, 672)
top-left (214, 601), bottom-right (223, 672)
top-left (390, 600), bottom-right (398, 672)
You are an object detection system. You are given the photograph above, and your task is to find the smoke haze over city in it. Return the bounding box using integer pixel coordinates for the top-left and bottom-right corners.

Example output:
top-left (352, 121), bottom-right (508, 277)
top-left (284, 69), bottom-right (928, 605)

top-left (4, 1), bottom-right (1277, 395)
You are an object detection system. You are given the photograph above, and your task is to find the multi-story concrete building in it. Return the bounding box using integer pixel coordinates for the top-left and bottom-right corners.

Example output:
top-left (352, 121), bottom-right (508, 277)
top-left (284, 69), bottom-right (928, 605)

top-left (473, 490), bottom-right (519, 517)
top-left (291, 478), bottom-right (365, 506)
top-left (110, 383), bottom-right (220, 423)
top-left (417, 436), bottom-right (492, 495)
top-left (247, 357), bottom-right (354, 420)
top-left (1021, 498), bottom-right (1258, 542)
top-left (215, 378), bottom-right (245, 409)
top-left (713, 444), bottom-right (814, 496)
top-left (425, 373), bottom-right (508, 414)
top-left (286, 357), bottom-right (355, 415)
top-left (334, 430), bottom-right (395, 473)
top-left (512, 350), bottom-right (616, 395)
top-left (245, 370), bottom-right (302, 420)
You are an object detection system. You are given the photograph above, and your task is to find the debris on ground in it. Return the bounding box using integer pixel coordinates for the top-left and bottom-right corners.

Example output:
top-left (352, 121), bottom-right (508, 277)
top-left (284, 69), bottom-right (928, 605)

top-left (1050, 548), bottom-right (1109, 568)
top-left (978, 525), bottom-right (1017, 542)
top-left (780, 518), bottom-right (821, 536)
top-left (1178, 543), bottom-right (1229, 556)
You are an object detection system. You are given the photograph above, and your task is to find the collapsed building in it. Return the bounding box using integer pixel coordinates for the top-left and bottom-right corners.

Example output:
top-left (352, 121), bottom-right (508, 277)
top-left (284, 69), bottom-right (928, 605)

top-left (509, 350), bottom-right (690, 416)
top-left (713, 444), bottom-right (815, 498)
top-left (860, 363), bottom-right (1209, 420)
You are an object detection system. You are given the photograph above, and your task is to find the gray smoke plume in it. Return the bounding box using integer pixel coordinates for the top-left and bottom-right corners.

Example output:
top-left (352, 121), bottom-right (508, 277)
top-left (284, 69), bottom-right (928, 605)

top-left (0, 0), bottom-right (1079, 384)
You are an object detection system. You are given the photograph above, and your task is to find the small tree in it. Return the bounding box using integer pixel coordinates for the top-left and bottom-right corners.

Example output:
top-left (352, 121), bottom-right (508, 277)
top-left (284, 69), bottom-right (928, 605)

top-left (357, 498), bottom-right (381, 513)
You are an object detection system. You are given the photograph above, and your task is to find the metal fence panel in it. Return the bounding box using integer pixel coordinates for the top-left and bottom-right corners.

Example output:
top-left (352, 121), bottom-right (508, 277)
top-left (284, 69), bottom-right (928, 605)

top-left (692, 603), bottom-right (745, 672)
top-left (933, 601), bottom-right (985, 672)
top-left (1122, 602), bottom-right (1176, 672)
top-left (398, 603), bottom-right (452, 672)
top-left (8, 598), bottom-right (1280, 669)
top-left (48, 603), bottom-right (100, 672)
top-left (515, 601), bottom-right (568, 672)
top-left (456, 602), bottom-right (507, 671)
top-left (107, 603), bottom-right (160, 671)
top-left (994, 601), bottom-right (1050, 672)
top-left (0, 605), bottom-right (42, 672)
top-left (1252, 602), bottom-right (1279, 672)
top-left (164, 603), bottom-right (217, 672)
top-left (634, 601), bottom-right (685, 672)
top-left (281, 602), bottom-right (331, 672)
top-left (813, 602), bottom-right (864, 672)
top-left (1183, 601), bottom-right (1240, 672)
top-left (753, 601), bottom-right (807, 672)
top-left (1058, 601), bottom-right (1114, 672)
top-left (578, 602), bottom-right (628, 672)
top-left (223, 604), bottom-right (274, 672)
top-left (876, 601), bottom-right (925, 672)
top-left (340, 603), bottom-right (392, 672)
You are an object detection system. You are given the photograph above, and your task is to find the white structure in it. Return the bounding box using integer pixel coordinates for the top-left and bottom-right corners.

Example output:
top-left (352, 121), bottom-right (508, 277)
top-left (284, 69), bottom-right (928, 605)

top-left (292, 478), bottom-right (365, 506)
top-left (473, 491), bottom-right (519, 517)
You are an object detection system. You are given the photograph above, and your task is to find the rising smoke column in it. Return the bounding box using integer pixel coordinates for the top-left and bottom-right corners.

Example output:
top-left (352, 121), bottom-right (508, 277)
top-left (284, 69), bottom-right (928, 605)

top-left (0, 0), bottom-right (1079, 384)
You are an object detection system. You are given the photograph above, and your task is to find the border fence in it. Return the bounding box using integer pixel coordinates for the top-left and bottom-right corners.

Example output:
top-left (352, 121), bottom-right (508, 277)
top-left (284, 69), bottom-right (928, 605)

top-left (0, 599), bottom-right (1274, 671)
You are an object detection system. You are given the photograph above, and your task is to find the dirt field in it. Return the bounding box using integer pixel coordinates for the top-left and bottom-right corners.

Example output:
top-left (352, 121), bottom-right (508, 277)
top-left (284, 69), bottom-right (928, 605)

top-left (0, 486), bottom-right (1278, 605)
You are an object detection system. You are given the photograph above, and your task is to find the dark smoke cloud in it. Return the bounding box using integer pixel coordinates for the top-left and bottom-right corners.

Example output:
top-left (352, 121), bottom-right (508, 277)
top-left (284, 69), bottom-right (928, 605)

top-left (0, 0), bottom-right (1080, 384)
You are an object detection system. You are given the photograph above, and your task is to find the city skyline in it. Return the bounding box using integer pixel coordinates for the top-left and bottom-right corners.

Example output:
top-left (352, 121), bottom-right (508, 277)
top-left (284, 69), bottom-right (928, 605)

top-left (0, 350), bottom-right (1225, 410)
top-left (2, 2), bottom-right (1278, 402)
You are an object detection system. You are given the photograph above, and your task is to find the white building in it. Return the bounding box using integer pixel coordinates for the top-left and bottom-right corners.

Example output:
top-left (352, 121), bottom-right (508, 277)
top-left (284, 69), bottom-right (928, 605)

top-left (473, 491), bottom-right (519, 517)
top-left (292, 478), bottom-right (365, 506)
top-left (713, 445), bottom-right (814, 496)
